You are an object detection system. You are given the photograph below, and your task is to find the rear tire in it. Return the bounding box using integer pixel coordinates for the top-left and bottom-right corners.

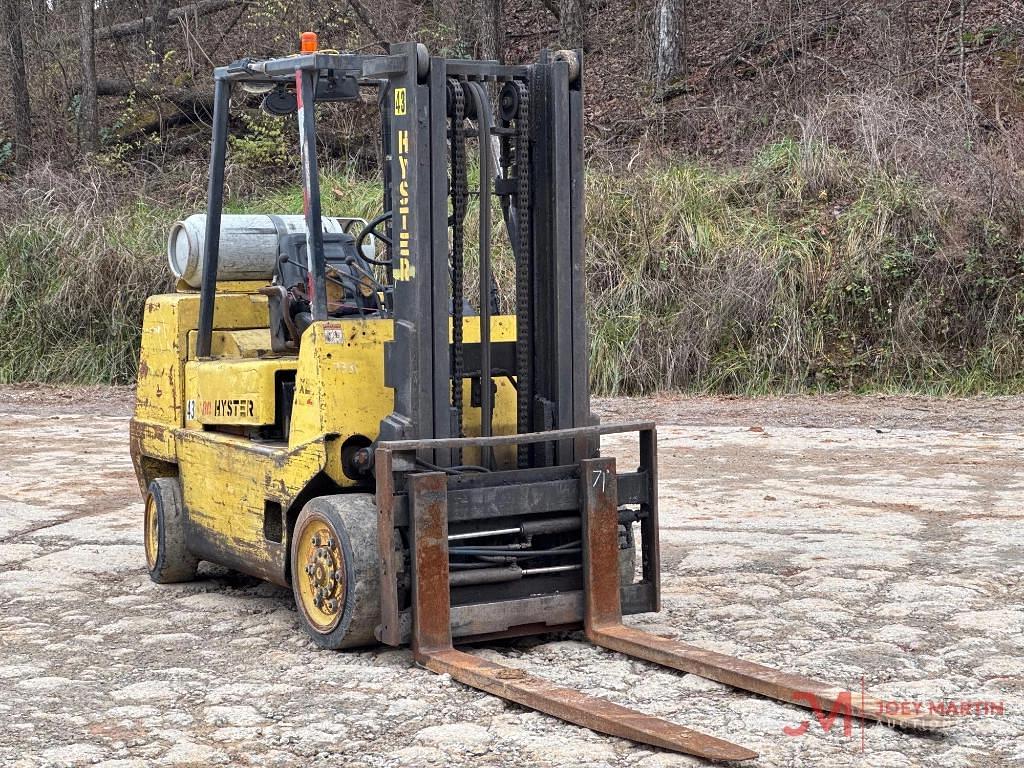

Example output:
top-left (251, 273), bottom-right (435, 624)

top-left (144, 477), bottom-right (199, 584)
top-left (290, 494), bottom-right (380, 650)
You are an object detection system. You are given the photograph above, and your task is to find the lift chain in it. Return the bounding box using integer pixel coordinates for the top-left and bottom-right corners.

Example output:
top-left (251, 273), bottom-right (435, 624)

top-left (448, 78), bottom-right (468, 456)
top-left (513, 80), bottom-right (531, 468)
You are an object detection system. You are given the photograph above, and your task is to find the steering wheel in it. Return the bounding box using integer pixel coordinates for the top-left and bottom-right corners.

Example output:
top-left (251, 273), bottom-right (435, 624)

top-left (355, 211), bottom-right (393, 266)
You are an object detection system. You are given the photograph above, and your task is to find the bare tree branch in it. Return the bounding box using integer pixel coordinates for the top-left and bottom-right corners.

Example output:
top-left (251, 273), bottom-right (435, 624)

top-left (345, 0), bottom-right (388, 51)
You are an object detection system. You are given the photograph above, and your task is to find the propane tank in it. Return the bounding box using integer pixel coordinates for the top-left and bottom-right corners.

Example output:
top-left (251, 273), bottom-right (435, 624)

top-left (168, 213), bottom-right (348, 288)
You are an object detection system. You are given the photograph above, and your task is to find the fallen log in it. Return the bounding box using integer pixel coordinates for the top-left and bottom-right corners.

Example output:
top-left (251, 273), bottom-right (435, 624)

top-left (93, 78), bottom-right (209, 102)
top-left (59, 0), bottom-right (249, 45)
top-left (72, 79), bottom-right (215, 138)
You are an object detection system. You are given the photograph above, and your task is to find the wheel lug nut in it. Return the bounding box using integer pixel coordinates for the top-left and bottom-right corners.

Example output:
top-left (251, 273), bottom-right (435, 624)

top-left (305, 564), bottom-right (315, 576)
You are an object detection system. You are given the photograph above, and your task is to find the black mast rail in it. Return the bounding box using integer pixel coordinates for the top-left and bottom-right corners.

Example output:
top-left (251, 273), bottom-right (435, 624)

top-left (465, 81), bottom-right (495, 468)
top-left (195, 76), bottom-right (230, 359)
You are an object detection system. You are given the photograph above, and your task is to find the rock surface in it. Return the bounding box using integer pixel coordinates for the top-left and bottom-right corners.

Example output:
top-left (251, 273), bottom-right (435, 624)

top-left (1, 391), bottom-right (1021, 767)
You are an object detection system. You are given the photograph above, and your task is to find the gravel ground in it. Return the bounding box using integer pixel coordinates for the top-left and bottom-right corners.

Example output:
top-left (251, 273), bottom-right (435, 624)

top-left (1, 389), bottom-right (1021, 767)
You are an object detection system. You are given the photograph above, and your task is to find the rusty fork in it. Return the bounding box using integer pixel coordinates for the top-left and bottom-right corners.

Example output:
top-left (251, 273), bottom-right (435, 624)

top-left (579, 456), bottom-right (949, 734)
top-left (408, 471), bottom-right (758, 763)
top-left (405, 459), bottom-right (946, 765)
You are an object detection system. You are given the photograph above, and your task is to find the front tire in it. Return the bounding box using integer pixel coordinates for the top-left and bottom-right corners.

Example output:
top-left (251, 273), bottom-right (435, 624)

top-left (144, 477), bottom-right (199, 583)
top-left (290, 494), bottom-right (380, 650)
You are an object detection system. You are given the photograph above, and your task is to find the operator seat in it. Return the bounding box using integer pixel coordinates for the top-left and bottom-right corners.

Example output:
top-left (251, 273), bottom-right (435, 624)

top-left (262, 231), bottom-right (379, 352)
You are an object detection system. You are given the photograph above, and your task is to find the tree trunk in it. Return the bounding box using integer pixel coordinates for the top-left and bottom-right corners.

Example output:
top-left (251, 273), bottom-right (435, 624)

top-left (654, 0), bottom-right (687, 97)
top-left (150, 0), bottom-right (171, 68)
top-left (478, 0), bottom-right (503, 62)
top-left (78, 0), bottom-right (98, 152)
top-left (558, 0), bottom-right (584, 49)
top-left (2, 0), bottom-right (33, 164)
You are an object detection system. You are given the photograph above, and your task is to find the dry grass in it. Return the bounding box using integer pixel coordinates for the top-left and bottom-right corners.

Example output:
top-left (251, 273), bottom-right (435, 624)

top-left (587, 92), bottom-right (1024, 394)
top-left (0, 165), bottom-right (177, 382)
top-left (1, 117), bottom-right (1021, 394)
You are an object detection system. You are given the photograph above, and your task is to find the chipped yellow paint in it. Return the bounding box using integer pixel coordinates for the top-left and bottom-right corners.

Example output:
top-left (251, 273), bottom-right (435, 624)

top-left (175, 279), bottom-right (269, 294)
top-left (458, 377), bottom-right (518, 468)
top-left (132, 287), bottom-right (520, 585)
top-left (288, 316), bottom-right (519, 474)
top-left (214, 280), bottom-right (271, 293)
top-left (175, 427), bottom-right (332, 586)
top-left (288, 319), bottom-right (394, 458)
top-left (186, 328), bottom-right (276, 359)
top-left (457, 316), bottom-right (518, 468)
top-left (133, 292), bottom-right (270, 428)
top-left (130, 420), bottom-right (176, 466)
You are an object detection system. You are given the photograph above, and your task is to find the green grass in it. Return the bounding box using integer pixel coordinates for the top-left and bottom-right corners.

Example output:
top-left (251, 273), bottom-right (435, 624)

top-left (0, 187), bottom-right (177, 383)
top-left (2, 145), bottom-right (1022, 394)
top-left (585, 139), bottom-right (1024, 395)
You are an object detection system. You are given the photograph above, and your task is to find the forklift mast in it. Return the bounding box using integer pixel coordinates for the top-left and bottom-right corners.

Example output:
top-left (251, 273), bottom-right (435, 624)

top-left (376, 44), bottom-right (592, 469)
top-left (197, 42), bottom-right (592, 465)
top-left (194, 41), bottom-right (664, 639)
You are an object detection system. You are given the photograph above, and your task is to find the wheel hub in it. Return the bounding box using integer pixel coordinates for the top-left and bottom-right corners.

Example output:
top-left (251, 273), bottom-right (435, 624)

top-left (297, 521), bottom-right (346, 631)
top-left (144, 494), bottom-right (159, 570)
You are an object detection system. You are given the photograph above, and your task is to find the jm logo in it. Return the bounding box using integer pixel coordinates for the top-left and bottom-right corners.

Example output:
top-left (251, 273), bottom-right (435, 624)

top-left (783, 691), bottom-right (854, 739)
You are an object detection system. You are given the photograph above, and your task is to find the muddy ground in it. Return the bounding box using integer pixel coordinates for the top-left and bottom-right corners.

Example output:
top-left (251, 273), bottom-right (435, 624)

top-left (0, 388), bottom-right (1021, 767)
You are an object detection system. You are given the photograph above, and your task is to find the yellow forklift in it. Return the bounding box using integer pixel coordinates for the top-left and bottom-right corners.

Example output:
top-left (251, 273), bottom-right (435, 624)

top-left (131, 37), bottom-right (940, 761)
